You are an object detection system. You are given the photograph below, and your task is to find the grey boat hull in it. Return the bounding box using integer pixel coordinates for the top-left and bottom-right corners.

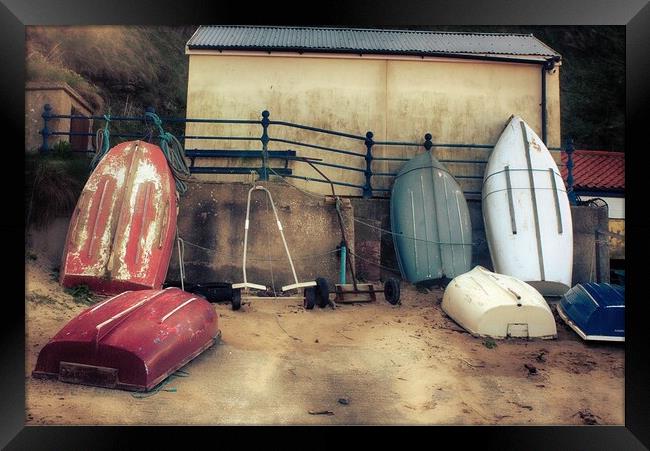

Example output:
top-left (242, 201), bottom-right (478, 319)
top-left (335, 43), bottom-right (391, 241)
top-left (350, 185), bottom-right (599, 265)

top-left (390, 151), bottom-right (472, 284)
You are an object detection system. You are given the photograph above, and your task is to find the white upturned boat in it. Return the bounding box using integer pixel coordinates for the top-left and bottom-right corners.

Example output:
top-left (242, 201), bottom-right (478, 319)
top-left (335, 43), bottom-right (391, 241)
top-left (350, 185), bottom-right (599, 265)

top-left (441, 266), bottom-right (557, 339)
top-left (482, 115), bottom-right (573, 296)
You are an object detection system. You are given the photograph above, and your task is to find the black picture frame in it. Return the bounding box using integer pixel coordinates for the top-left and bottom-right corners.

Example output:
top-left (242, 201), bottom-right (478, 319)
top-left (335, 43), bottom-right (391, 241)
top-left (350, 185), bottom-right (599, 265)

top-left (4, 0), bottom-right (649, 448)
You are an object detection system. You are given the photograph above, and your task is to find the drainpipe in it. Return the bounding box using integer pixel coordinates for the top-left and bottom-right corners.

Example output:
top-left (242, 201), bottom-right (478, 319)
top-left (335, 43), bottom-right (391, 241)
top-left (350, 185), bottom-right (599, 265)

top-left (541, 56), bottom-right (560, 146)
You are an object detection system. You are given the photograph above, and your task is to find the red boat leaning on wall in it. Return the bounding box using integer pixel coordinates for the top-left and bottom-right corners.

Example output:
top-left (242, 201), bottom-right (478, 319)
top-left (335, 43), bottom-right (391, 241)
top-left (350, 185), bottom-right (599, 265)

top-left (60, 140), bottom-right (178, 295)
top-left (33, 288), bottom-right (220, 391)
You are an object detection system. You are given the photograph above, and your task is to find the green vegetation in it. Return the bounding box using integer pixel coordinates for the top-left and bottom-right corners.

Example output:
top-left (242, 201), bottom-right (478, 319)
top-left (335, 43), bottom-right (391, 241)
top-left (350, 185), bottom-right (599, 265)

top-left (483, 338), bottom-right (498, 349)
top-left (65, 284), bottom-right (95, 305)
top-left (25, 151), bottom-right (91, 228)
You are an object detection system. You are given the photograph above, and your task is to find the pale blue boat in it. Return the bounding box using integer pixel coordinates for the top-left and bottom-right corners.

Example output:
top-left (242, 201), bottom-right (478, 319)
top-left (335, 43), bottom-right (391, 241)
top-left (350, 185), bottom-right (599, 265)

top-left (390, 152), bottom-right (472, 285)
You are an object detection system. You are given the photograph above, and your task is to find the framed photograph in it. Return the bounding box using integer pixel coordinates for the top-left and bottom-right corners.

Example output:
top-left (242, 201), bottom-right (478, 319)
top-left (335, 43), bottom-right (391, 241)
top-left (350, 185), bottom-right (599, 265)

top-left (5, 0), bottom-right (648, 448)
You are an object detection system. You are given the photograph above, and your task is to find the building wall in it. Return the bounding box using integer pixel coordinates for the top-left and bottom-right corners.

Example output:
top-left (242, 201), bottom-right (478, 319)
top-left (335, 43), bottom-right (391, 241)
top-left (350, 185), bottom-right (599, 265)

top-left (25, 82), bottom-right (94, 153)
top-left (578, 196), bottom-right (624, 219)
top-left (185, 52), bottom-right (561, 196)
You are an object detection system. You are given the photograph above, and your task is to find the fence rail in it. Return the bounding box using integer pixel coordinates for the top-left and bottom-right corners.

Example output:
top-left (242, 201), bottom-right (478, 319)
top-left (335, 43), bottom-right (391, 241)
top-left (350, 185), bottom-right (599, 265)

top-left (38, 104), bottom-right (576, 202)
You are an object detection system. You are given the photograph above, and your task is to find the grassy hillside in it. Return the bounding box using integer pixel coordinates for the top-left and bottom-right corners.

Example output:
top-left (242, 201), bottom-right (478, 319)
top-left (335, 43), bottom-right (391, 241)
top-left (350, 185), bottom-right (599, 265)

top-left (25, 25), bottom-right (624, 151)
top-left (26, 26), bottom-right (195, 137)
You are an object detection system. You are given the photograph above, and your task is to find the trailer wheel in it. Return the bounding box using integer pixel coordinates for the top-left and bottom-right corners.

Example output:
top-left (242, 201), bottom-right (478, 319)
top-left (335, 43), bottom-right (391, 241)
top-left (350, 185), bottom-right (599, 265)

top-left (315, 277), bottom-right (330, 308)
top-left (304, 287), bottom-right (316, 310)
top-left (384, 278), bottom-right (401, 305)
top-left (231, 288), bottom-right (242, 311)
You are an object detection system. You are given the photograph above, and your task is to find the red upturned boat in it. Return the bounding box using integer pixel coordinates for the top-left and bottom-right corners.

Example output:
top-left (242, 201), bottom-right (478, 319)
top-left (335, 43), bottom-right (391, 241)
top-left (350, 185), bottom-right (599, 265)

top-left (33, 288), bottom-right (220, 391)
top-left (60, 140), bottom-right (177, 295)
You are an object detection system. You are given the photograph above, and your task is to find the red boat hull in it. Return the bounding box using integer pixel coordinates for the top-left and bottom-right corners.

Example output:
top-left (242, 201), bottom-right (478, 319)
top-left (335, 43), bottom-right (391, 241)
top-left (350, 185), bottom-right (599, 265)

top-left (33, 288), bottom-right (220, 391)
top-left (60, 141), bottom-right (177, 295)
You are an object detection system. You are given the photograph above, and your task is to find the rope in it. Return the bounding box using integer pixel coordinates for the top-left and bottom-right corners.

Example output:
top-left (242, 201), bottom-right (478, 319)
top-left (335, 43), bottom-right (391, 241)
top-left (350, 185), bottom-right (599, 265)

top-left (348, 249), bottom-right (404, 276)
top-left (130, 370), bottom-right (190, 399)
top-left (176, 230), bottom-right (186, 291)
top-left (177, 236), bottom-right (340, 261)
top-left (144, 111), bottom-right (191, 195)
top-left (265, 194), bottom-right (277, 295)
top-left (268, 167), bottom-right (483, 247)
top-left (353, 216), bottom-right (484, 247)
top-left (90, 114), bottom-right (111, 170)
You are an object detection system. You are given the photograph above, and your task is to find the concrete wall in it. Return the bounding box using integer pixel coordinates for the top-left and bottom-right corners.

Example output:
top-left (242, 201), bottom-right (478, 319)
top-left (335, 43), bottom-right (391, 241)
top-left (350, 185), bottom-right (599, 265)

top-left (26, 187), bottom-right (609, 292)
top-left (184, 52), bottom-right (561, 197)
top-left (25, 82), bottom-right (94, 153)
top-left (571, 205), bottom-right (610, 284)
top-left (350, 200), bottom-right (608, 288)
top-left (167, 180), bottom-right (355, 289)
top-left (608, 218), bottom-right (625, 260)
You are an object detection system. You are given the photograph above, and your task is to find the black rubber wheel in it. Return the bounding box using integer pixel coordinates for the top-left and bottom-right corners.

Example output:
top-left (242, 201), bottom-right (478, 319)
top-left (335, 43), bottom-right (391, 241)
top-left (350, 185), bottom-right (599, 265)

top-left (315, 277), bottom-right (330, 308)
top-left (303, 287), bottom-right (316, 310)
top-left (193, 282), bottom-right (233, 303)
top-left (231, 288), bottom-right (242, 311)
top-left (384, 278), bottom-right (401, 305)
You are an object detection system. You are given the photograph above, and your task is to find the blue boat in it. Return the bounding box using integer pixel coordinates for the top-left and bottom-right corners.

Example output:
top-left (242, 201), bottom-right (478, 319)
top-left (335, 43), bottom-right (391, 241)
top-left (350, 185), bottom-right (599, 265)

top-left (557, 283), bottom-right (625, 342)
top-left (390, 151), bottom-right (472, 285)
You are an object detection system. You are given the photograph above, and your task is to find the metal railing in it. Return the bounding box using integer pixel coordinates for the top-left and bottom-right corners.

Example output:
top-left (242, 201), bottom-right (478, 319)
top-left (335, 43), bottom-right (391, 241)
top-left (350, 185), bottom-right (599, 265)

top-left (39, 104), bottom-right (576, 202)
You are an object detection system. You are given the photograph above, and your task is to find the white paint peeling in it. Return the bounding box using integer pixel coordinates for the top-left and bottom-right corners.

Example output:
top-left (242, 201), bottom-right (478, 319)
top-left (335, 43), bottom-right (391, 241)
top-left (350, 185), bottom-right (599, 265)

top-left (63, 142), bottom-right (174, 284)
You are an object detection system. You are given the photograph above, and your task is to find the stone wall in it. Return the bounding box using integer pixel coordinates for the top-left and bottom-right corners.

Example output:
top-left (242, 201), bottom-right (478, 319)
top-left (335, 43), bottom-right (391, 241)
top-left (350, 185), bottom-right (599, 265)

top-left (25, 82), bottom-right (94, 153)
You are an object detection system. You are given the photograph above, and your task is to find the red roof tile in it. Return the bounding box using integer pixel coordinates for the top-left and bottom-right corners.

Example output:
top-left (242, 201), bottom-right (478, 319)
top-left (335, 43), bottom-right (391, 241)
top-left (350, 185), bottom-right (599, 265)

top-left (561, 150), bottom-right (625, 192)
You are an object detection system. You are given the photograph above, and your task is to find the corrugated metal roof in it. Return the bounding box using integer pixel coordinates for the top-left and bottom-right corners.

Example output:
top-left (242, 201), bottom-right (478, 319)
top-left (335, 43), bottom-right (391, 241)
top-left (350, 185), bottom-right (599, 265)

top-left (561, 150), bottom-right (625, 192)
top-left (186, 26), bottom-right (561, 61)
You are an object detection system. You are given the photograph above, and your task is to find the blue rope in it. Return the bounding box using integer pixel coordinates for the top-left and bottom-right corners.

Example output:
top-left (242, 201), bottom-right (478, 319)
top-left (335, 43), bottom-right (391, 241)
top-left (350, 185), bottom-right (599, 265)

top-left (90, 114), bottom-right (111, 170)
top-left (130, 370), bottom-right (190, 399)
top-left (144, 111), bottom-right (190, 195)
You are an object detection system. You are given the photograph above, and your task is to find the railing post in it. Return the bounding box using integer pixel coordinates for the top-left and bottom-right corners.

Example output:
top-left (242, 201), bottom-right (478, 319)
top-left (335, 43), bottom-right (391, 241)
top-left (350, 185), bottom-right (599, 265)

top-left (565, 137), bottom-right (577, 206)
top-left (260, 110), bottom-right (270, 181)
top-left (424, 133), bottom-right (433, 152)
top-left (363, 131), bottom-right (374, 198)
top-left (40, 104), bottom-right (52, 154)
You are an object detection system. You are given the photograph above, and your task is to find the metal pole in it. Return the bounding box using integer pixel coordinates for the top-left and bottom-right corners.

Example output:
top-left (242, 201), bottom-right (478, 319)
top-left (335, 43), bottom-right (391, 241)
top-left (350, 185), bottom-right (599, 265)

top-left (241, 187), bottom-right (255, 285)
top-left (40, 104), bottom-right (52, 153)
top-left (266, 187), bottom-right (300, 286)
top-left (363, 131), bottom-right (374, 198)
top-left (339, 243), bottom-right (347, 285)
top-left (260, 110), bottom-right (270, 181)
top-left (565, 137), bottom-right (578, 206)
top-left (541, 63), bottom-right (548, 145)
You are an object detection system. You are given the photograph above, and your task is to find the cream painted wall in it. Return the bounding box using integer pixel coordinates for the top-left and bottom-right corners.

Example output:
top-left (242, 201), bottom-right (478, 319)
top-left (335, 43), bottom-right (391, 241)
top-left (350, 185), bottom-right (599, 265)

top-left (185, 53), bottom-right (561, 196)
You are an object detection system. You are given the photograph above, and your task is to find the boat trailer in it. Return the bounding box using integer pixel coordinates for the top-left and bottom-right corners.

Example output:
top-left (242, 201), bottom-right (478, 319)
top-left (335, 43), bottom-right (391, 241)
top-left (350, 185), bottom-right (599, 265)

top-left (299, 158), bottom-right (401, 305)
top-left (231, 184), bottom-right (329, 310)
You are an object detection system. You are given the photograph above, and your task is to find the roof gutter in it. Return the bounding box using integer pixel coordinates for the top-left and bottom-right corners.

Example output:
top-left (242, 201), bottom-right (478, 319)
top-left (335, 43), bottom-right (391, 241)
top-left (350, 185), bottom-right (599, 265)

top-left (186, 45), bottom-right (559, 65)
top-left (541, 56), bottom-right (562, 145)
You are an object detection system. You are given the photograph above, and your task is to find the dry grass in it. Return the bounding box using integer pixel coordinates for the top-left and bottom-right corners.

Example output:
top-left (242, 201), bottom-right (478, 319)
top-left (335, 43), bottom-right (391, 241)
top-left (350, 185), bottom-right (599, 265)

top-left (26, 26), bottom-right (194, 123)
top-left (25, 152), bottom-right (90, 229)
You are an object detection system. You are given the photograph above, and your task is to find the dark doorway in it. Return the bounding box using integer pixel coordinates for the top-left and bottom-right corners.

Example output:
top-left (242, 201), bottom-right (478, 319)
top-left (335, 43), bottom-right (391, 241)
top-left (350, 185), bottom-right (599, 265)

top-left (70, 106), bottom-right (90, 151)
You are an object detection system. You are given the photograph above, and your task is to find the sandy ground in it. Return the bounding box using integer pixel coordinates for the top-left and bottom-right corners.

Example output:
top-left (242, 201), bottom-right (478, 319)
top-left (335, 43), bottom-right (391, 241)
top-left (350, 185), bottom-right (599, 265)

top-left (25, 259), bottom-right (624, 425)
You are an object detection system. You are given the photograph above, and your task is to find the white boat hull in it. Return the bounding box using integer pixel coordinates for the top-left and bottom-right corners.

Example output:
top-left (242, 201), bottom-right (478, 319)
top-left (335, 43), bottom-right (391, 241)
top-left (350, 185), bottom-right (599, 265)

top-left (441, 266), bottom-right (557, 339)
top-left (482, 116), bottom-right (573, 296)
